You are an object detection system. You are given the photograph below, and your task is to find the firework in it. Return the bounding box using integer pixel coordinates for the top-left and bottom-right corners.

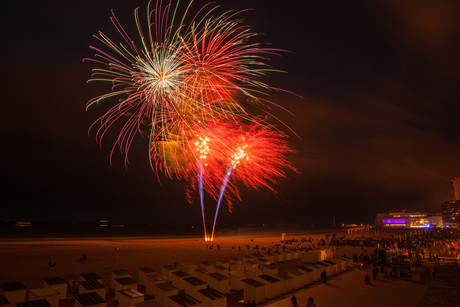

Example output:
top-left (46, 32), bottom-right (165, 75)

top-left (84, 0), bottom-right (284, 177)
top-left (85, 0), bottom-right (296, 240)
top-left (181, 120), bottom-right (295, 240)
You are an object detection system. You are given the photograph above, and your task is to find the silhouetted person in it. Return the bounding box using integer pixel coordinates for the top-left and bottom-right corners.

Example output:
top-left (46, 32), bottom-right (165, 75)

top-left (291, 295), bottom-right (298, 307)
top-left (251, 300), bottom-right (255, 307)
top-left (247, 300), bottom-right (251, 307)
top-left (364, 274), bottom-right (371, 285)
top-left (321, 270), bottom-right (327, 283)
top-left (307, 297), bottom-right (315, 307)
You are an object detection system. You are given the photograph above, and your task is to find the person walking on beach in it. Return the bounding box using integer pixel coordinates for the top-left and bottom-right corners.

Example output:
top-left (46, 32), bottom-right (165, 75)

top-left (433, 266), bottom-right (438, 277)
top-left (364, 274), bottom-right (371, 285)
top-left (307, 297), bottom-right (315, 307)
top-left (425, 267), bottom-right (431, 279)
top-left (291, 295), bottom-right (298, 307)
top-left (321, 270), bottom-right (327, 283)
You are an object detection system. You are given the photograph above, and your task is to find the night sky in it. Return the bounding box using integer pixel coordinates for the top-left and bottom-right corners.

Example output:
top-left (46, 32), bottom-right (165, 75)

top-left (1, 0), bottom-right (459, 226)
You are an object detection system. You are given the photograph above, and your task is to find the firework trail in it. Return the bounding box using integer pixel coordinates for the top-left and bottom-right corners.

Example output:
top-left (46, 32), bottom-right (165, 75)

top-left (195, 136), bottom-right (210, 239)
top-left (211, 143), bottom-right (247, 241)
top-left (211, 166), bottom-right (233, 241)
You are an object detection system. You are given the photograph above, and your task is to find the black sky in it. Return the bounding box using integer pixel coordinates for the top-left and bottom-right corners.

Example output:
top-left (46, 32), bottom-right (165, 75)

top-left (1, 0), bottom-right (459, 226)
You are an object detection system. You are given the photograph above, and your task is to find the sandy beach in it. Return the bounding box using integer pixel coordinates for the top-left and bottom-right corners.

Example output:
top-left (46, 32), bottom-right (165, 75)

top-left (0, 228), bottom-right (436, 307)
top-left (0, 230), bottom-right (332, 289)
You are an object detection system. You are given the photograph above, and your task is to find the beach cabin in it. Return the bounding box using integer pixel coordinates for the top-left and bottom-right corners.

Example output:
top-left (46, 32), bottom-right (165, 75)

top-left (229, 263), bottom-right (244, 273)
top-left (0, 294), bottom-right (11, 307)
top-left (199, 261), bottom-right (214, 272)
top-left (79, 273), bottom-right (103, 284)
top-left (242, 256), bottom-right (254, 265)
top-left (273, 273), bottom-right (293, 294)
top-left (193, 269), bottom-right (210, 282)
top-left (111, 270), bottom-right (131, 289)
top-left (261, 265), bottom-right (278, 276)
top-left (183, 277), bottom-right (207, 299)
top-left (291, 250), bottom-right (299, 260)
top-left (286, 270), bottom-right (303, 289)
top-left (315, 262), bottom-right (332, 276)
top-left (338, 258), bottom-right (348, 272)
top-left (256, 258), bottom-right (270, 268)
top-left (300, 251), bottom-right (321, 263)
top-left (215, 260), bottom-right (229, 270)
top-left (281, 251), bottom-right (291, 261)
top-left (196, 288), bottom-right (226, 307)
top-left (317, 248), bottom-right (334, 261)
top-left (153, 282), bottom-right (178, 306)
top-left (229, 258), bottom-right (242, 265)
top-left (229, 271), bottom-right (246, 291)
top-left (113, 278), bottom-right (137, 294)
top-left (180, 263), bottom-right (198, 275)
top-left (206, 273), bottom-right (229, 295)
top-left (338, 257), bottom-right (353, 270)
top-left (263, 253), bottom-right (275, 263)
top-left (161, 265), bottom-right (178, 280)
top-left (74, 292), bottom-right (106, 307)
top-left (145, 273), bottom-right (168, 296)
top-left (212, 266), bottom-right (228, 276)
top-left (171, 271), bottom-right (190, 290)
top-left (323, 260), bottom-right (338, 275)
top-left (244, 267), bottom-right (262, 279)
top-left (241, 278), bottom-right (265, 305)
top-left (135, 299), bottom-right (163, 307)
top-left (328, 259), bottom-right (345, 273)
top-left (138, 267), bottom-right (156, 286)
top-left (255, 275), bottom-right (281, 299)
top-left (0, 282), bottom-right (26, 304)
top-left (29, 288), bottom-right (59, 307)
top-left (168, 293), bottom-right (201, 307)
top-left (308, 265), bottom-right (321, 282)
top-left (43, 277), bottom-right (67, 300)
top-left (17, 300), bottom-right (52, 307)
top-left (116, 289), bottom-right (144, 307)
top-left (79, 280), bottom-right (105, 299)
top-left (243, 261), bottom-right (258, 270)
top-left (272, 252), bottom-right (283, 263)
top-left (297, 266), bottom-right (315, 285)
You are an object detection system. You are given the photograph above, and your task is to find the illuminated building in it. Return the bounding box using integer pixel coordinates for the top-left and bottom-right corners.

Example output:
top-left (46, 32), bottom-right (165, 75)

top-left (441, 200), bottom-right (460, 226)
top-left (452, 178), bottom-right (460, 200)
top-left (376, 210), bottom-right (442, 228)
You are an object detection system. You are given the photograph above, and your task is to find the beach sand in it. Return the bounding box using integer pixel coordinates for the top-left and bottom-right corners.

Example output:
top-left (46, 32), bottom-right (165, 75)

top-left (0, 229), bottom-right (431, 307)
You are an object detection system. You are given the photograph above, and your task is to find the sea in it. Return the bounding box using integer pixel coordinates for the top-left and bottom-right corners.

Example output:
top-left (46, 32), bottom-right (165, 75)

top-left (0, 221), bottom-right (338, 240)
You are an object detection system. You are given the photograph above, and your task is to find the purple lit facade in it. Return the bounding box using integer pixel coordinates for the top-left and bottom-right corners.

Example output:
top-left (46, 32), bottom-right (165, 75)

top-left (382, 219), bottom-right (406, 224)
